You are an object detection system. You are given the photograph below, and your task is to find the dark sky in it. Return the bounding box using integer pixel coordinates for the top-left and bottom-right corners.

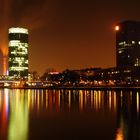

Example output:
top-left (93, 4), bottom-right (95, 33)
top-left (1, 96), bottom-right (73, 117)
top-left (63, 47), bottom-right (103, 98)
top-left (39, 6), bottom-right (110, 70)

top-left (1, 0), bottom-right (140, 75)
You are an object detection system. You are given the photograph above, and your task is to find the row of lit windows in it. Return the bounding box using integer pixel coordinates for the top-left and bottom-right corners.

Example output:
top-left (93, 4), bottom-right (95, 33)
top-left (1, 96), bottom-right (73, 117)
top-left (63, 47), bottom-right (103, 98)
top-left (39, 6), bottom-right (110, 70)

top-left (9, 60), bottom-right (28, 64)
top-left (98, 69), bottom-right (138, 76)
top-left (9, 67), bottom-right (28, 71)
top-left (108, 71), bottom-right (120, 74)
top-left (9, 62), bottom-right (28, 65)
top-left (10, 48), bottom-right (28, 52)
top-left (119, 41), bottom-right (140, 45)
top-left (9, 28), bottom-right (28, 34)
top-left (118, 43), bottom-right (132, 47)
top-left (15, 57), bottom-right (25, 61)
top-left (9, 41), bottom-right (28, 48)
top-left (10, 48), bottom-right (28, 51)
top-left (118, 41), bottom-right (140, 48)
top-left (9, 57), bottom-right (28, 61)
top-left (11, 50), bottom-right (28, 54)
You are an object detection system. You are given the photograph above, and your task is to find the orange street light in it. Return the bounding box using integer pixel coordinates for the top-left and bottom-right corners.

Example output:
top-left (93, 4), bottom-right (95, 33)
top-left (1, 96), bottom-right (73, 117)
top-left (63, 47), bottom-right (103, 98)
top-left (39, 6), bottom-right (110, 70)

top-left (115, 25), bottom-right (119, 31)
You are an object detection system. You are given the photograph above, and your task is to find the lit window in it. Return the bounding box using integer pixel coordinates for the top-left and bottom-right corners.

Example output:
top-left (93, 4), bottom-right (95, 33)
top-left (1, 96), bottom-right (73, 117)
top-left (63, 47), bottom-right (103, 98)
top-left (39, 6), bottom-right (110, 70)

top-left (118, 50), bottom-right (122, 54)
top-left (119, 42), bottom-right (123, 45)
top-left (134, 58), bottom-right (140, 66)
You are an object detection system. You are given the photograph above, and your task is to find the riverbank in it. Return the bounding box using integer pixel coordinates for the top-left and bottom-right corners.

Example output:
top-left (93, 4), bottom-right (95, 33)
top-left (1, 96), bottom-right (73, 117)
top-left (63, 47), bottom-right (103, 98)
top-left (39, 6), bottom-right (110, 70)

top-left (6, 86), bottom-right (140, 90)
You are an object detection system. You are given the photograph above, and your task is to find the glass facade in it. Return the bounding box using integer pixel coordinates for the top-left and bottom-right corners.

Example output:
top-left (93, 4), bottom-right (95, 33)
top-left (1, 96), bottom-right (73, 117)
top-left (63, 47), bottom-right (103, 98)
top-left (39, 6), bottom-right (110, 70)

top-left (8, 27), bottom-right (29, 78)
top-left (116, 21), bottom-right (140, 67)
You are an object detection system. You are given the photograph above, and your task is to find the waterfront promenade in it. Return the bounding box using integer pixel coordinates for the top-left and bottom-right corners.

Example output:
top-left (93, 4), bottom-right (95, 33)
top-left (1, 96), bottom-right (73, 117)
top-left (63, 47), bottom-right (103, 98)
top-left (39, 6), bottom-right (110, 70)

top-left (1, 80), bottom-right (140, 90)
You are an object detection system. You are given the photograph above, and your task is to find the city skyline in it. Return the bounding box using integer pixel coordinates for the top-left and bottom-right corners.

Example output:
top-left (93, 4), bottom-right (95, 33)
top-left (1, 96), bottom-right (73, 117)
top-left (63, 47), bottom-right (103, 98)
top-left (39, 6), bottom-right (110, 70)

top-left (1, 0), bottom-right (140, 75)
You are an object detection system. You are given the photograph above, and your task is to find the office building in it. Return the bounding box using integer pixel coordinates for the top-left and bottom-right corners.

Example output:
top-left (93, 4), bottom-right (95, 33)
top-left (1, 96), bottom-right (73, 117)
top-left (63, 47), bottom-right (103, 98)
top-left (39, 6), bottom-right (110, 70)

top-left (8, 27), bottom-right (29, 78)
top-left (116, 21), bottom-right (140, 67)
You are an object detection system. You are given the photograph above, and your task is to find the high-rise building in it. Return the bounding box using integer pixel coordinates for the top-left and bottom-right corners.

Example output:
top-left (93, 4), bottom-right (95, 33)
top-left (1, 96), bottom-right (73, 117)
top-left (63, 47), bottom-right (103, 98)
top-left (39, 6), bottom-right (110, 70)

top-left (8, 27), bottom-right (29, 78)
top-left (116, 21), bottom-right (140, 67)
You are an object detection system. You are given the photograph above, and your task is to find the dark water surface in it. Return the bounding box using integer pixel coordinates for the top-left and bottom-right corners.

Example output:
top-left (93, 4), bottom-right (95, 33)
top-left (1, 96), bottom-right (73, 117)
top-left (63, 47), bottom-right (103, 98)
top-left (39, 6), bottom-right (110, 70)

top-left (0, 89), bottom-right (139, 140)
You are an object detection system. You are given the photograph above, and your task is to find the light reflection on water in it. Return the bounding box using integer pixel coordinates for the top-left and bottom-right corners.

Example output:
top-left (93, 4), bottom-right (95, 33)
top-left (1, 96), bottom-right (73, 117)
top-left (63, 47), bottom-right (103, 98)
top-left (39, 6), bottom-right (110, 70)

top-left (0, 89), bottom-right (139, 140)
top-left (8, 89), bottom-right (28, 140)
top-left (115, 128), bottom-right (124, 140)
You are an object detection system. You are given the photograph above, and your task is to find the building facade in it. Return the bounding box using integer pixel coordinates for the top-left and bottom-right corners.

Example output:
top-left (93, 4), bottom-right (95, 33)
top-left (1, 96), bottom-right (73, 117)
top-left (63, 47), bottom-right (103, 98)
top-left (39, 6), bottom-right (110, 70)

top-left (8, 27), bottom-right (29, 78)
top-left (116, 21), bottom-right (140, 67)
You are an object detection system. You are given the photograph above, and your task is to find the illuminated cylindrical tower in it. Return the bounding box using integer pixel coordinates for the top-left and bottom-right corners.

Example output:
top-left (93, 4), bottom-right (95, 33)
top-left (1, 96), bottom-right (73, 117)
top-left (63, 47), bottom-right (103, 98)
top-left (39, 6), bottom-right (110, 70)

top-left (8, 27), bottom-right (29, 79)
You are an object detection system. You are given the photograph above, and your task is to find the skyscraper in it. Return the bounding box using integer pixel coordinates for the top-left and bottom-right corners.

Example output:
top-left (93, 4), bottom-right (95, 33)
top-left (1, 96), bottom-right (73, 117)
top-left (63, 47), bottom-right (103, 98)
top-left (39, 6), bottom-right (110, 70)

top-left (8, 27), bottom-right (29, 78)
top-left (116, 21), bottom-right (140, 67)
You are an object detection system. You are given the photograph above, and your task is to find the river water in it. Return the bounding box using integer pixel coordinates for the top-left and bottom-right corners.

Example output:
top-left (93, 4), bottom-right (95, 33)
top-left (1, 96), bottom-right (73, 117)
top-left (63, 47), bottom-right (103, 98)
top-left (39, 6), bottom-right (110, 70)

top-left (0, 89), bottom-right (139, 140)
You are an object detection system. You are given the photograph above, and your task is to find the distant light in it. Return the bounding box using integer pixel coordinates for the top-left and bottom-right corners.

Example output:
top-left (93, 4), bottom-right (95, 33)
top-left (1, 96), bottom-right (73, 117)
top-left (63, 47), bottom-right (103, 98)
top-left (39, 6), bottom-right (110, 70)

top-left (115, 26), bottom-right (119, 31)
top-left (49, 72), bottom-right (59, 75)
top-left (6, 70), bottom-right (9, 75)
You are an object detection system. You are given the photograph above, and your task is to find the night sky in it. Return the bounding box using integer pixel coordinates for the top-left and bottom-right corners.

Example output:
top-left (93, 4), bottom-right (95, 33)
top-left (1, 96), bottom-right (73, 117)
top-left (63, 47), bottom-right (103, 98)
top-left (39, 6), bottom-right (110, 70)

top-left (1, 0), bottom-right (140, 75)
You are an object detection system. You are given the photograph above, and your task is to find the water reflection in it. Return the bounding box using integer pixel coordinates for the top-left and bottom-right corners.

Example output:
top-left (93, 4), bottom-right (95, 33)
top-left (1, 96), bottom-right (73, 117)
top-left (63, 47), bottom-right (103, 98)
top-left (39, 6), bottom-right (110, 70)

top-left (8, 90), bottom-right (29, 140)
top-left (0, 89), bottom-right (9, 140)
top-left (32, 90), bottom-right (119, 112)
top-left (0, 89), bottom-right (139, 140)
top-left (115, 128), bottom-right (124, 140)
top-left (115, 90), bottom-right (140, 140)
